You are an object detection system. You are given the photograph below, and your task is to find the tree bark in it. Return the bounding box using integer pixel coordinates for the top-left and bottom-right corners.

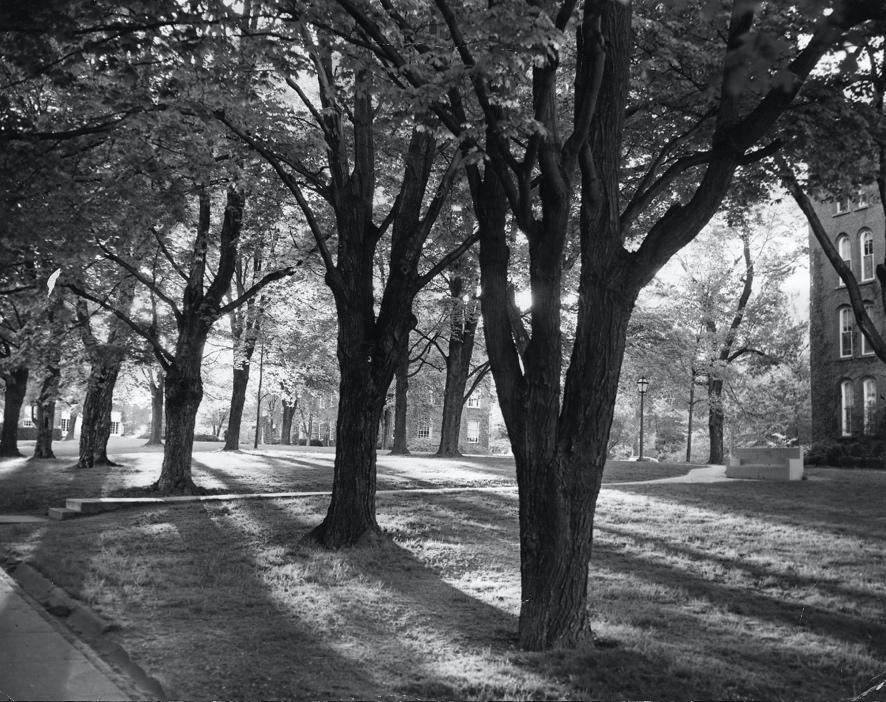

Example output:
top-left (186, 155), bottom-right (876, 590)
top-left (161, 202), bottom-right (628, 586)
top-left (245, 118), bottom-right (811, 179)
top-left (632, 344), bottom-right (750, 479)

top-left (93, 361), bottom-right (120, 465)
top-left (76, 351), bottom-right (122, 469)
top-left (436, 275), bottom-right (481, 457)
top-left (308, 353), bottom-right (384, 546)
top-left (707, 377), bottom-right (725, 464)
top-left (0, 367), bottom-right (29, 457)
top-left (146, 374), bottom-right (164, 445)
top-left (155, 326), bottom-right (207, 494)
top-left (389, 341), bottom-right (410, 455)
top-left (280, 398), bottom-right (295, 445)
top-left (33, 360), bottom-right (61, 459)
top-left (224, 364), bottom-right (250, 450)
top-left (224, 295), bottom-right (260, 450)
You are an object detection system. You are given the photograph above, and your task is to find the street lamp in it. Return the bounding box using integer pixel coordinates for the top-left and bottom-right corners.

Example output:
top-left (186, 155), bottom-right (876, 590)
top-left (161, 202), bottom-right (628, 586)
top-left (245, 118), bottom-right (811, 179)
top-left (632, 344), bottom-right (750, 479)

top-left (637, 376), bottom-right (649, 461)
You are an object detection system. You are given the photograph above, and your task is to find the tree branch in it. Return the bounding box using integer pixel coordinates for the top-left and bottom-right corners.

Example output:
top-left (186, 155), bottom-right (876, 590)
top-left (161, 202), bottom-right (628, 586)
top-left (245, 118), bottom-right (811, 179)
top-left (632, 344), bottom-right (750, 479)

top-left (66, 283), bottom-right (173, 369)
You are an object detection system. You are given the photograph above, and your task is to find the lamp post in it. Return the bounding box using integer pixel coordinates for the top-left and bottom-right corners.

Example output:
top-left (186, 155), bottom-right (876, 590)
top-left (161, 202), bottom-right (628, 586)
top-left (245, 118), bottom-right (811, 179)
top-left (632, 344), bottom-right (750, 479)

top-left (637, 376), bottom-right (649, 461)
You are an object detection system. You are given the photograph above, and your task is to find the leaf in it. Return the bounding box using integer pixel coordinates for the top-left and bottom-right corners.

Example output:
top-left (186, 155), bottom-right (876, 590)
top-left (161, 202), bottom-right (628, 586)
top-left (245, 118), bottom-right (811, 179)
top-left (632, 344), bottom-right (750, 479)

top-left (46, 268), bottom-right (61, 295)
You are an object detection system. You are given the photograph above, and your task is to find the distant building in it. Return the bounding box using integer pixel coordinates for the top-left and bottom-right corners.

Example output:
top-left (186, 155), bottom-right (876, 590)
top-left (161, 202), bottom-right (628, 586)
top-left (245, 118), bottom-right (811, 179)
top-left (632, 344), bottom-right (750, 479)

top-left (809, 188), bottom-right (885, 441)
top-left (395, 384), bottom-right (492, 453)
top-left (5, 403), bottom-right (126, 439)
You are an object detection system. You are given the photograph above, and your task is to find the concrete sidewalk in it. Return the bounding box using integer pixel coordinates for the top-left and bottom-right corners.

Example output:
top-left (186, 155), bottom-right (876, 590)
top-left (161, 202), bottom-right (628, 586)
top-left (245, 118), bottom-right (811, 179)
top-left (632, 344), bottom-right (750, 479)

top-left (0, 569), bottom-right (134, 701)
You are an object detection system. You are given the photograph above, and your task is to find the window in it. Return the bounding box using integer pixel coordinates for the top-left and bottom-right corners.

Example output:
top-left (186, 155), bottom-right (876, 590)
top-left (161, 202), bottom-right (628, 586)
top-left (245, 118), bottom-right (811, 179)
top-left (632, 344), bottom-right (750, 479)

top-left (862, 303), bottom-right (875, 356)
top-left (861, 230), bottom-right (875, 281)
top-left (841, 380), bottom-right (854, 436)
top-left (21, 415), bottom-right (34, 428)
top-left (466, 420), bottom-right (480, 444)
top-left (416, 416), bottom-right (431, 439)
top-left (857, 190), bottom-right (870, 209)
top-left (863, 378), bottom-right (877, 435)
top-left (466, 394), bottom-right (481, 408)
top-left (839, 307), bottom-right (854, 357)
top-left (109, 421), bottom-right (121, 436)
top-left (835, 198), bottom-right (850, 215)
top-left (836, 234), bottom-right (851, 286)
top-left (60, 417), bottom-right (70, 434)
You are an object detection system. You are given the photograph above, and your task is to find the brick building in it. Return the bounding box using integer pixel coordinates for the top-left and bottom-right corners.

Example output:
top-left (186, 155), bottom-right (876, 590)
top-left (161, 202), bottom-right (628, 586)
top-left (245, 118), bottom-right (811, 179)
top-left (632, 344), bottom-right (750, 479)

top-left (287, 383), bottom-right (492, 452)
top-left (809, 189), bottom-right (885, 441)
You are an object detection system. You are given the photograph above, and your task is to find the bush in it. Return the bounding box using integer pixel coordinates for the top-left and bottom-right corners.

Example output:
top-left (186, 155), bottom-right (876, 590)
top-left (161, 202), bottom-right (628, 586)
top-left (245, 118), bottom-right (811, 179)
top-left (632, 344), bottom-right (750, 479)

top-left (844, 442), bottom-right (865, 457)
top-left (193, 433), bottom-right (222, 442)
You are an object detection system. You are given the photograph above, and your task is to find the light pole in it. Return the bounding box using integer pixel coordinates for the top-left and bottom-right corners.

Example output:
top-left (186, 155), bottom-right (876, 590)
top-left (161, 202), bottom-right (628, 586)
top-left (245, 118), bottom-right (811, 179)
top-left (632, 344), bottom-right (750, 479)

top-left (637, 376), bottom-right (649, 461)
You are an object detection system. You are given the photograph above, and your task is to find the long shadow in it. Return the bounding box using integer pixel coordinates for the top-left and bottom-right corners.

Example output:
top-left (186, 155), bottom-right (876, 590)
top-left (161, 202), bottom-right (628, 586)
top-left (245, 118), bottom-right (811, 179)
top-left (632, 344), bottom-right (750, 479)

top-left (181, 462), bottom-right (544, 698)
top-left (611, 479), bottom-right (886, 542)
top-left (12, 500), bottom-right (385, 700)
top-left (192, 456), bottom-right (331, 493)
top-left (597, 522), bottom-right (885, 607)
top-left (593, 539), bottom-right (886, 657)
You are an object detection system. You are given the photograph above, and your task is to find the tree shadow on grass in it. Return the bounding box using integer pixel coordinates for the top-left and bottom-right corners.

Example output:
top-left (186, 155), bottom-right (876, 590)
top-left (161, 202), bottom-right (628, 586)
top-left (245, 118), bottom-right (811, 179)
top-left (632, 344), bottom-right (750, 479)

top-left (597, 521), bottom-right (885, 607)
top-left (191, 456), bottom-right (332, 493)
top-left (612, 478), bottom-right (886, 542)
top-left (17, 501), bottom-right (387, 700)
top-left (593, 538), bottom-right (886, 654)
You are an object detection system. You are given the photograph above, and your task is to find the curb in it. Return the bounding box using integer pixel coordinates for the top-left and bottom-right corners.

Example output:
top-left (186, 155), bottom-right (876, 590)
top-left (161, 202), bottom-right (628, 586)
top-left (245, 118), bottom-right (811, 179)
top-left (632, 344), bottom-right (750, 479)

top-left (4, 561), bottom-right (168, 701)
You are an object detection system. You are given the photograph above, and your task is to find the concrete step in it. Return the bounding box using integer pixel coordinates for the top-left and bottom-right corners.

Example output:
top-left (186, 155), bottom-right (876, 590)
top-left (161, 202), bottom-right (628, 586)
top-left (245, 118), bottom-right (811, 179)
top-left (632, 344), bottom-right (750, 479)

top-left (47, 507), bottom-right (78, 521)
top-left (65, 499), bottom-right (127, 515)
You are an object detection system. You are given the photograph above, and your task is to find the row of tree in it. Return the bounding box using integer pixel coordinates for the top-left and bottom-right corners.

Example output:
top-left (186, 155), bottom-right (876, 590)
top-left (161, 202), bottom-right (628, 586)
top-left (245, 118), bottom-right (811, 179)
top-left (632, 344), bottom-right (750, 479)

top-left (2, 0), bottom-right (884, 651)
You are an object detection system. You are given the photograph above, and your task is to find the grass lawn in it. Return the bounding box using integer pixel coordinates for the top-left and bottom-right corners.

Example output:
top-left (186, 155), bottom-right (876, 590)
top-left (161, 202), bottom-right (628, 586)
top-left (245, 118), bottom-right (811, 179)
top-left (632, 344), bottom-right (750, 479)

top-left (1, 446), bottom-right (884, 700)
top-left (0, 438), bottom-right (692, 514)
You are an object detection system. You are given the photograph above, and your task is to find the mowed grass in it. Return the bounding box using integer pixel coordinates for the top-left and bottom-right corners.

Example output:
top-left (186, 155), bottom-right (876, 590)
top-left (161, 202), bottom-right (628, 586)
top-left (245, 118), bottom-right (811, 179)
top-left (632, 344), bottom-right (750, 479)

top-left (0, 438), bottom-right (692, 513)
top-left (1, 458), bottom-right (885, 701)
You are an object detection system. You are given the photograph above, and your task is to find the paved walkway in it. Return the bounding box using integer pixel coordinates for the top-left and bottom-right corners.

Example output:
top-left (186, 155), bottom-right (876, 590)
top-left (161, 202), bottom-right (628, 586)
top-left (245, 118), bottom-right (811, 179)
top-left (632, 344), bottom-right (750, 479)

top-left (0, 569), bottom-right (134, 701)
top-left (605, 464), bottom-right (730, 486)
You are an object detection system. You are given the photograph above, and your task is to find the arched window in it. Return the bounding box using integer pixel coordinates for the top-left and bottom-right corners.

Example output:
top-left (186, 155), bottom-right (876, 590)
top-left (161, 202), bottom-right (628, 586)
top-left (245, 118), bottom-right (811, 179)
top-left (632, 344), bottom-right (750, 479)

top-left (839, 307), bottom-right (854, 357)
top-left (862, 303), bottom-right (876, 356)
top-left (841, 380), bottom-right (854, 436)
top-left (861, 230), bottom-right (875, 281)
top-left (837, 234), bottom-right (851, 286)
top-left (863, 378), bottom-right (877, 435)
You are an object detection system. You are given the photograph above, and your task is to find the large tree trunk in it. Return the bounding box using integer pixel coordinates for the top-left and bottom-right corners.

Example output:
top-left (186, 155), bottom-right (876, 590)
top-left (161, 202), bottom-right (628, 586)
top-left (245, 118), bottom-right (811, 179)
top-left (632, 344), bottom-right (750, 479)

top-left (33, 359), bottom-right (61, 459)
top-left (93, 362), bottom-right (120, 465)
top-left (389, 342), bottom-right (410, 455)
top-left (0, 367), bottom-right (29, 457)
top-left (224, 363), bottom-right (250, 450)
top-left (707, 376), bottom-right (725, 464)
top-left (307, 357), bottom-right (384, 546)
top-left (280, 398), bottom-right (295, 445)
top-left (76, 352), bottom-right (122, 469)
top-left (146, 374), bottom-right (164, 445)
top-left (155, 331), bottom-right (206, 494)
top-left (436, 287), bottom-right (480, 457)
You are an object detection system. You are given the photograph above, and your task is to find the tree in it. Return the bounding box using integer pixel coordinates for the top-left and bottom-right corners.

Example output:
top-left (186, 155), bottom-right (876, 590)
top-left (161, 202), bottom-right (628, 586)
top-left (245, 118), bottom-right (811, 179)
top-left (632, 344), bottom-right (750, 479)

top-left (337, 0), bottom-right (886, 649)
top-left (32, 290), bottom-right (69, 459)
top-left (432, 262), bottom-right (490, 456)
top-left (217, 16), bottom-right (476, 546)
top-left (775, 30), bottom-right (886, 360)
top-left (73, 289), bottom-right (135, 469)
top-left (223, 249), bottom-right (267, 450)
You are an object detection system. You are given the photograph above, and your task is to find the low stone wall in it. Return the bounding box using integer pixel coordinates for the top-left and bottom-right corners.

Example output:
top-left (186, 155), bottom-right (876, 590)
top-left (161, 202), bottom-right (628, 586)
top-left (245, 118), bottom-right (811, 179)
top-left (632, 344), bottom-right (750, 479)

top-left (726, 447), bottom-right (804, 481)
